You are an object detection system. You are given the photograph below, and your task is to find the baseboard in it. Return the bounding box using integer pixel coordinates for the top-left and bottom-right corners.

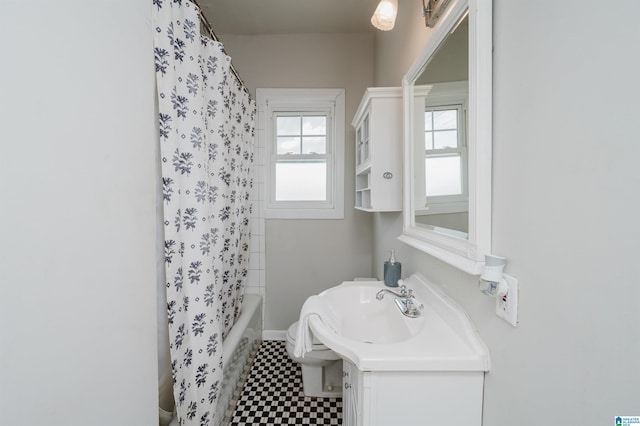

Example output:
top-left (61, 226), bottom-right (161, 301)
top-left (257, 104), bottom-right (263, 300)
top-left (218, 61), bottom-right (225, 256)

top-left (262, 330), bottom-right (286, 341)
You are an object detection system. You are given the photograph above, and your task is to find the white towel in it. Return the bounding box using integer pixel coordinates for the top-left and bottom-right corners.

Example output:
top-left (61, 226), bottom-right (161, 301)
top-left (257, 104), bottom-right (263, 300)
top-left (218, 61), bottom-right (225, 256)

top-left (294, 295), bottom-right (341, 358)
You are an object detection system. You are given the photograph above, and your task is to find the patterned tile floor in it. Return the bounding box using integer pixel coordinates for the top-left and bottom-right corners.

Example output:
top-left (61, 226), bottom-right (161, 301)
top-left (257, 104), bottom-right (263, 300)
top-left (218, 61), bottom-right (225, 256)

top-left (230, 340), bottom-right (342, 425)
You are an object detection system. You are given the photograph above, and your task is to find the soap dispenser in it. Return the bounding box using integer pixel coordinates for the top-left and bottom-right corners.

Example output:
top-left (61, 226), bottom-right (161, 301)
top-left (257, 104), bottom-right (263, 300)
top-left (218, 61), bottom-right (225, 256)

top-left (383, 249), bottom-right (401, 287)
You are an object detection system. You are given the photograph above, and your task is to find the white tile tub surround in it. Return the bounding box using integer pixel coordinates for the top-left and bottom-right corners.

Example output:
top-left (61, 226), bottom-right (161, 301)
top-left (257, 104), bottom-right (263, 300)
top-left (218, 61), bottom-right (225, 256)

top-left (246, 111), bottom-right (267, 323)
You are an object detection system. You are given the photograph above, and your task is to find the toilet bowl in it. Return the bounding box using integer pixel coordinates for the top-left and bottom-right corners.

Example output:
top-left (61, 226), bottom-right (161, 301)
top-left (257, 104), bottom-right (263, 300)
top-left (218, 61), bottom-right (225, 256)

top-left (285, 321), bottom-right (343, 398)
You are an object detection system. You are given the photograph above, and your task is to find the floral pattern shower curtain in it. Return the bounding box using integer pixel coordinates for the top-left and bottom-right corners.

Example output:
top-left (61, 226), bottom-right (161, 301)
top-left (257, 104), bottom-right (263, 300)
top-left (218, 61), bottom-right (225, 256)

top-left (153, 1), bottom-right (255, 424)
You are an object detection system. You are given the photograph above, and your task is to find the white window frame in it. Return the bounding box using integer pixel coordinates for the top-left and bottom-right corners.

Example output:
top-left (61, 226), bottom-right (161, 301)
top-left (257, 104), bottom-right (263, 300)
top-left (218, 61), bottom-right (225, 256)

top-left (416, 81), bottom-right (469, 217)
top-left (257, 88), bottom-right (345, 219)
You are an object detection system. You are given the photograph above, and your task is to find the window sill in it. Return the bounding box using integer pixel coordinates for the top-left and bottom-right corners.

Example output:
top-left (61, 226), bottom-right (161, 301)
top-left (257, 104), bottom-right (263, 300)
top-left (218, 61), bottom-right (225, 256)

top-left (264, 207), bottom-right (344, 220)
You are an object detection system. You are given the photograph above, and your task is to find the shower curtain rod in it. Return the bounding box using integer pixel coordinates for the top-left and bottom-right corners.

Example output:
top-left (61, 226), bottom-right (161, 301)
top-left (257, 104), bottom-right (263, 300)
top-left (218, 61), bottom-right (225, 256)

top-left (191, 0), bottom-right (251, 97)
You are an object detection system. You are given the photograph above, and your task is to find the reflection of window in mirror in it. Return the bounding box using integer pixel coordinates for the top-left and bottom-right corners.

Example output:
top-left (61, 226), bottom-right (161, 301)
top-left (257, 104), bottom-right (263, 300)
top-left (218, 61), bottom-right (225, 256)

top-left (424, 105), bottom-right (466, 202)
top-left (414, 81), bottom-right (468, 230)
top-left (411, 14), bottom-right (470, 236)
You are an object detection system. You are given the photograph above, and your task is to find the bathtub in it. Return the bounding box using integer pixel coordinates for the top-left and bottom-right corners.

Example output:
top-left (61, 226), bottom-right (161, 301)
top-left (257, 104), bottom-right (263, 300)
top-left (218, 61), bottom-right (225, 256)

top-left (164, 294), bottom-right (263, 426)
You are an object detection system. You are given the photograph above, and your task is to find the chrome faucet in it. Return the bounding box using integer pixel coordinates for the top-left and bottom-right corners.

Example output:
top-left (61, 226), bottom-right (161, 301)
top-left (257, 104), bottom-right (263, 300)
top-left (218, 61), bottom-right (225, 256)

top-left (376, 285), bottom-right (410, 300)
top-left (376, 285), bottom-right (424, 318)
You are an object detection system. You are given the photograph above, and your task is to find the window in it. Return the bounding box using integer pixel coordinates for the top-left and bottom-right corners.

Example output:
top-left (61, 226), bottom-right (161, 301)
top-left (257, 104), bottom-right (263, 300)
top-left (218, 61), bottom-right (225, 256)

top-left (415, 81), bottom-right (469, 216)
top-left (424, 105), bottom-right (467, 201)
top-left (274, 114), bottom-right (328, 201)
top-left (257, 89), bottom-right (345, 219)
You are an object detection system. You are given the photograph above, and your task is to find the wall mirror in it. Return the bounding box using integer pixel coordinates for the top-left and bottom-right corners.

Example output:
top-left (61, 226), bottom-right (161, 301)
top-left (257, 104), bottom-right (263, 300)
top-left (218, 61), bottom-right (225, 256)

top-left (398, 0), bottom-right (492, 275)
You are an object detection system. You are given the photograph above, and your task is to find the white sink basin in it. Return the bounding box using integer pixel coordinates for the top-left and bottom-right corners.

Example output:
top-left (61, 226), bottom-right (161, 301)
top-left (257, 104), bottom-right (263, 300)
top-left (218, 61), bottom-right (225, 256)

top-left (318, 283), bottom-right (425, 344)
top-left (308, 273), bottom-right (490, 372)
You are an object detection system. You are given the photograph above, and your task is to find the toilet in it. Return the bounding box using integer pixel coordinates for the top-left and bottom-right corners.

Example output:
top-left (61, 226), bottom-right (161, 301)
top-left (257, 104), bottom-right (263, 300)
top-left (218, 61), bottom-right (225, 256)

top-left (285, 321), bottom-right (343, 398)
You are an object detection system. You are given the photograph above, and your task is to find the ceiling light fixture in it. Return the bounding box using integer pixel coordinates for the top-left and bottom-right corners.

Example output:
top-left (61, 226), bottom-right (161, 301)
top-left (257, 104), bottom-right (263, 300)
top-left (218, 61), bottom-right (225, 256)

top-left (371, 0), bottom-right (398, 31)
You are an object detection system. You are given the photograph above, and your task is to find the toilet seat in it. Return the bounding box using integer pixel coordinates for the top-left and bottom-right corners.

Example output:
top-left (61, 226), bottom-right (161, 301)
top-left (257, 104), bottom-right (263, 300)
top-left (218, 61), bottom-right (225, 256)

top-left (286, 321), bottom-right (330, 351)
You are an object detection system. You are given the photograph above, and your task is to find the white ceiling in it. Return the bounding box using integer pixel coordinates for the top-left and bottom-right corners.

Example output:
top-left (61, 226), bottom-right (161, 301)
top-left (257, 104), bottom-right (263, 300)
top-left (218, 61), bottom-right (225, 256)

top-left (197, 0), bottom-right (383, 35)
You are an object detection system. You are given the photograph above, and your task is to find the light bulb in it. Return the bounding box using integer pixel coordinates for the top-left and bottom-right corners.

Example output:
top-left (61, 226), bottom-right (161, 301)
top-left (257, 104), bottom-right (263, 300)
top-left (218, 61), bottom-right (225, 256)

top-left (371, 0), bottom-right (398, 31)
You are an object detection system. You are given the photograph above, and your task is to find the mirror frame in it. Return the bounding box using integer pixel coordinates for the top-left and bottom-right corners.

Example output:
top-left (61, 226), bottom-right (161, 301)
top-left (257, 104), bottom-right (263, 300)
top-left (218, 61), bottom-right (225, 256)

top-left (398, 0), bottom-right (492, 275)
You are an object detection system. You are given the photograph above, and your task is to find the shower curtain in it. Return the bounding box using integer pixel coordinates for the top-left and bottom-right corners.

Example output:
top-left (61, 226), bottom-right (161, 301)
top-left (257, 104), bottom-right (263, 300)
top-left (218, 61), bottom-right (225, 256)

top-left (153, 1), bottom-right (255, 424)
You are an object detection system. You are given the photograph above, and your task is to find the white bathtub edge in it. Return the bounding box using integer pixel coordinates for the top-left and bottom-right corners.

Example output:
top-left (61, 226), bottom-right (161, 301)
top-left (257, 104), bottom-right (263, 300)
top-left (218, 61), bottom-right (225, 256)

top-left (221, 294), bottom-right (263, 366)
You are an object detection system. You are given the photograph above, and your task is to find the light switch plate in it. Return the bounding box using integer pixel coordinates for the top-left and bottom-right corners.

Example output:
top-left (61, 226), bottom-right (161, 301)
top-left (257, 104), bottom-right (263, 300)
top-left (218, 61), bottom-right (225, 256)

top-left (496, 273), bottom-right (518, 327)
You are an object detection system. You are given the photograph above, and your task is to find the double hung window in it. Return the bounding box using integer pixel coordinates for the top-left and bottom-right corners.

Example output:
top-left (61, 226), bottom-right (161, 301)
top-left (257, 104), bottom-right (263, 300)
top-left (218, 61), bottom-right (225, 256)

top-left (257, 89), bottom-right (345, 219)
top-left (424, 105), bottom-right (467, 203)
top-left (414, 81), bottom-right (469, 216)
top-left (274, 113), bottom-right (329, 202)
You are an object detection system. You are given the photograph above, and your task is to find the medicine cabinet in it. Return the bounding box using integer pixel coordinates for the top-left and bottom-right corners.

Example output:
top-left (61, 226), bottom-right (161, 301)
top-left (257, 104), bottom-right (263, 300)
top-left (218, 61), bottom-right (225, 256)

top-left (352, 87), bottom-right (402, 212)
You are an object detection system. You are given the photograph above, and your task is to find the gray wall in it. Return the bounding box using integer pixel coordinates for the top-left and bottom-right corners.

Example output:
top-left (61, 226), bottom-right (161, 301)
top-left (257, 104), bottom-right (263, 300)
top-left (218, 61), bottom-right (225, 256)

top-left (373, 1), bottom-right (640, 424)
top-left (417, 18), bottom-right (468, 85)
top-left (220, 33), bottom-right (376, 330)
top-left (0, 1), bottom-right (158, 424)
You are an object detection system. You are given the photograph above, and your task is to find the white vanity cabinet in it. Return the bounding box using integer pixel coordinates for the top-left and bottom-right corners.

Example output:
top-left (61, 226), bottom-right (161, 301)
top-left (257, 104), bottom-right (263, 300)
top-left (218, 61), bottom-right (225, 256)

top-left (341, 360), bottom-right (361, 426)
top-left (309, 275), bottom-right (490, 426)
top-left (342, 360), bottom-right (484, 426)
top-left (352, 87), bottom-right (402, 212)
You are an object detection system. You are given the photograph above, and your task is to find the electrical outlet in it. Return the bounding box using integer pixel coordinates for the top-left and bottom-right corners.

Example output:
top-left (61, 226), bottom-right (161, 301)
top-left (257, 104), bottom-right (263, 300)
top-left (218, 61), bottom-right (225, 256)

top-left (495, 273), bottom-right (518, 327)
